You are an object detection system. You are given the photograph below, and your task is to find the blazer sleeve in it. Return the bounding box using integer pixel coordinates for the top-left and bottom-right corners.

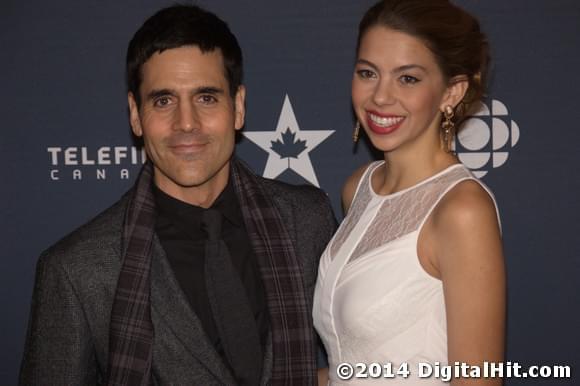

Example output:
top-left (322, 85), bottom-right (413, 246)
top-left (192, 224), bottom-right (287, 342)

top-left (19, 251), bottom-right (98, 385)
top-left (306, 189), bottom-right (337, 279)
top-left (308, 191), bottom-right (336, 369)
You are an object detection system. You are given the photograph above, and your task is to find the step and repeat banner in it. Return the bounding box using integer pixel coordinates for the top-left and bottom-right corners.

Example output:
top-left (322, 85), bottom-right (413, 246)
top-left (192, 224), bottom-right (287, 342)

top-left (2, 0), bottom-right (579, 384)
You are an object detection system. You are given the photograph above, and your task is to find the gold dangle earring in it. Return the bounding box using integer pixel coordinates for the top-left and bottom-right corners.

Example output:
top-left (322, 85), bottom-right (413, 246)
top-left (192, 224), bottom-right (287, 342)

top-left (441, 105), bottom-right (455, 152)
top-left (353, 121), bottom-right (360, 143)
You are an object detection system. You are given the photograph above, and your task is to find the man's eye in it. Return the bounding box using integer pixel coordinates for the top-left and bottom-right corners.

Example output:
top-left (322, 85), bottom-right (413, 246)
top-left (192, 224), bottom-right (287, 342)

top-left (356, 69), bottom-right (376, 79)
top-left (199, 94), bottom-right (217, 104)
top-left (400, 75), bottom-right (420, 85)
top-left (154, 97), bottom-right (172, 107)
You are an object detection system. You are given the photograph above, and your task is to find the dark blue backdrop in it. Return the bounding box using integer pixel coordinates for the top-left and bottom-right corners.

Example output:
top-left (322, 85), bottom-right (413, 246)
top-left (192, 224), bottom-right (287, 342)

top-left (2, 1), bottom-right (579, 384)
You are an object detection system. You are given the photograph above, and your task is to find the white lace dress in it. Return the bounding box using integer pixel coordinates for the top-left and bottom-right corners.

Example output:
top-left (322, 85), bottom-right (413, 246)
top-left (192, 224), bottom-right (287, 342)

top-left (313, 162), bottom-right (499, 385)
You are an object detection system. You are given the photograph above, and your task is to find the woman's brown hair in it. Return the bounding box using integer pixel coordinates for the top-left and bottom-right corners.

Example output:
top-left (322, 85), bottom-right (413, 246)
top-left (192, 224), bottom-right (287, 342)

top-left (358, 0), bottom-right (490, 125)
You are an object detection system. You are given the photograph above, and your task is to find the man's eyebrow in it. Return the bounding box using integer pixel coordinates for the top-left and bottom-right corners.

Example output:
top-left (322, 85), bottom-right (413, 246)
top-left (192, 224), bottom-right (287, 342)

top-left (146, 88), bottom-right (175, 101)
top-left (196, 86), bottom-right (224, 95)
top-left (146, 86), bottom-right (225, 101)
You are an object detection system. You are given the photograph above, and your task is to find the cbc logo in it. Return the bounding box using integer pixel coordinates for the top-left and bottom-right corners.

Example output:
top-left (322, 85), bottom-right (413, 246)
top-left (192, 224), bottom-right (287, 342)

top-left (453, 99), bottom-right (520, 178)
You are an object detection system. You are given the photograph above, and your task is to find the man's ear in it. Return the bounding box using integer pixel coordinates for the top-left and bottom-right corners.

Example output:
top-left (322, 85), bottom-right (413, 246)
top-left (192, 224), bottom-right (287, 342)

top-left (440, 75), bottom-right (469, 111)
top-left (234, 85), bottom-right (246, 131)
top-left (128, 92), bottom-right (143, 137)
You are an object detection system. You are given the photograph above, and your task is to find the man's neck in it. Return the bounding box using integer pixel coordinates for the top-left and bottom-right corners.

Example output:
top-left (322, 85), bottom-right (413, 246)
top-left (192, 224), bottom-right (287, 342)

top-left (153, 166), bottom-right (230, 208)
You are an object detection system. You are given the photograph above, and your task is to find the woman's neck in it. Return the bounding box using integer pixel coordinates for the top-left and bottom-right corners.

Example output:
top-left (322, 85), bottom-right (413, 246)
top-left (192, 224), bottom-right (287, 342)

top-left (374, 146), bottom-right (458, 196)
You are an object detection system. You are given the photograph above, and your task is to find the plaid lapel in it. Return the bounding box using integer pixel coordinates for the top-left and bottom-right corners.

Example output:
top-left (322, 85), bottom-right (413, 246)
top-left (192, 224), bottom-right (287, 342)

top-left (231, 158), bottom-right (317, 385)
top-left (107, 161), bottom-right (155, 386)
top-left (106, 158), bottom-right (316, 385)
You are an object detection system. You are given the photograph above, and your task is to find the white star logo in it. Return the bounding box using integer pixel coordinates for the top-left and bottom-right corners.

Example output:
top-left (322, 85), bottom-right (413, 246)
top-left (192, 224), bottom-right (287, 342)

top-left (243, 95), bottom-right (334, 187)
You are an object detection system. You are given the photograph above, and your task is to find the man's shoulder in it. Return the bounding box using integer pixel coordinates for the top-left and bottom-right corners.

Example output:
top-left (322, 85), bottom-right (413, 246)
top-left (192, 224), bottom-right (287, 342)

top-left (40, 191), bottom-right (131, 268)
top-left (258, 176), bottom-right (328, 205)
top-left (254, 176), bottom-right (336, 228)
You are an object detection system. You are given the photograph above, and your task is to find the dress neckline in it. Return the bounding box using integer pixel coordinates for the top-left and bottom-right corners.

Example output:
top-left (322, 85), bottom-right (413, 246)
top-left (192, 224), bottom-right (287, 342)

top-left (368, 161), bottom-right (465, 199)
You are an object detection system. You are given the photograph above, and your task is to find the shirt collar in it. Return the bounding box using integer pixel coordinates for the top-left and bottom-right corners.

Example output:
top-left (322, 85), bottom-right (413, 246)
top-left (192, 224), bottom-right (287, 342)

top-left (153, 177), bottom-right (243, 229)
top-left (211, 177), bottom-right (243, 226)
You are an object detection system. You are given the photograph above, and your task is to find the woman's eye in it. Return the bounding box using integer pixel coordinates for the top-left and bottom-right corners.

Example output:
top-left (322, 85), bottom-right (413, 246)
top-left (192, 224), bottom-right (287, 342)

top-left (356, 69), bottom-right (376, 79)
top-left (400, 75), bottom-right (420, 84)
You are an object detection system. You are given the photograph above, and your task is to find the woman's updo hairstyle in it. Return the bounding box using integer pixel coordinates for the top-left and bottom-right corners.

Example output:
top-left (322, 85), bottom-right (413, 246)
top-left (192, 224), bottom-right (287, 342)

top-left (357, 0), bottom-right (490, 125)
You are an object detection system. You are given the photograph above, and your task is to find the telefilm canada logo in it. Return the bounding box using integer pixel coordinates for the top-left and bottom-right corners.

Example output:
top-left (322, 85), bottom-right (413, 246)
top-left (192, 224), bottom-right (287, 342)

top-left (454, 99), bottom-right (520, 178)
top-left (47, 146), bottom-right (146, 181)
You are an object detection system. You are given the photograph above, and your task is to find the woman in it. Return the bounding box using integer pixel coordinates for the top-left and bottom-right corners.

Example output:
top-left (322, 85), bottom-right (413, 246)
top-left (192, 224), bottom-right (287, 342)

top-left (314, 1), bottom-right (505, 384)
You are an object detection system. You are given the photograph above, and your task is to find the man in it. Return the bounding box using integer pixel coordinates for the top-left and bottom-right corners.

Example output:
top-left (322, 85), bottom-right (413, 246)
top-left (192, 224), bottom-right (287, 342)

top-left (20, 5), bottom-right (335, 385)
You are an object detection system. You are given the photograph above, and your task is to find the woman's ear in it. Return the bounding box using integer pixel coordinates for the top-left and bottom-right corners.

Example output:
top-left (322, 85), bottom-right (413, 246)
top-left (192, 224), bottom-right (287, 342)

top-left (440, 75), bottom-right (469, 111)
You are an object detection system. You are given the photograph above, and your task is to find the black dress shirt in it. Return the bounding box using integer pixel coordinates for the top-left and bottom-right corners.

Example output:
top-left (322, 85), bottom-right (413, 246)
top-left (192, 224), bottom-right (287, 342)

top-left (153, 180), bottom-right (269, 370)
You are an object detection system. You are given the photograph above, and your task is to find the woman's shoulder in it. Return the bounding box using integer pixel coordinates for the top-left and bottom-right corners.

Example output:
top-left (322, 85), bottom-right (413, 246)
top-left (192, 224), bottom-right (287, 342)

top-left (428, 178), bottom-right (502, 269)
top-left (415, 176), bottom-right (504, 293)
top-left (434, 178), bottom-right (498, 228)
top-left (341, 161), bottom-right (380, 213)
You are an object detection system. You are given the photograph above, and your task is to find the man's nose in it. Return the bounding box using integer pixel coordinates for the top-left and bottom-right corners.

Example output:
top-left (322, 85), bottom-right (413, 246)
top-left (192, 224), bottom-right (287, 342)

top-left (176, 101), bottom-right (199, 132)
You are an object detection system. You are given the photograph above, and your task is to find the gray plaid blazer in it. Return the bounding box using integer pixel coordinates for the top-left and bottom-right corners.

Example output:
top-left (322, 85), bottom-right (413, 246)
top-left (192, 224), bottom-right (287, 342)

top-left (20, 172), bottom-right (336, 385)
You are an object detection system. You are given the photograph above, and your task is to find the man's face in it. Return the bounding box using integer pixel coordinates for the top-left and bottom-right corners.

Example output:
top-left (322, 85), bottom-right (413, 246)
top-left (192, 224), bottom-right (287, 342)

top-left (128, 46), bottom-right (245, 206)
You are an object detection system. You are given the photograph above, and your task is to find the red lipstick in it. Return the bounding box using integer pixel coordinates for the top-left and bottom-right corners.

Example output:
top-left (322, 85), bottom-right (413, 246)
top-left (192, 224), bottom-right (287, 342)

top-left (365, 110), bottom-right (405, 135)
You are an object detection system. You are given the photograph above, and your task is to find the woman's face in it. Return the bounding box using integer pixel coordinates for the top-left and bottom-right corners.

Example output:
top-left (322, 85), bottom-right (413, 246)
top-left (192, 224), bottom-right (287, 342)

top-left (352, 26), bottom-right (453, 154)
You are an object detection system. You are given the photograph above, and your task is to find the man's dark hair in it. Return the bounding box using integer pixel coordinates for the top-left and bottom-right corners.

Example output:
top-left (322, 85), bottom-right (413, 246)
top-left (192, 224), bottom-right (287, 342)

top-left (126, 4), bottom-right (243, 105)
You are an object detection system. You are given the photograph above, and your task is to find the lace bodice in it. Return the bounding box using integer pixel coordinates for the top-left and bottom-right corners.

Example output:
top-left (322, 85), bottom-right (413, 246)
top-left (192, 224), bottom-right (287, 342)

top-left (314, 161), bottom-right (499, 385)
